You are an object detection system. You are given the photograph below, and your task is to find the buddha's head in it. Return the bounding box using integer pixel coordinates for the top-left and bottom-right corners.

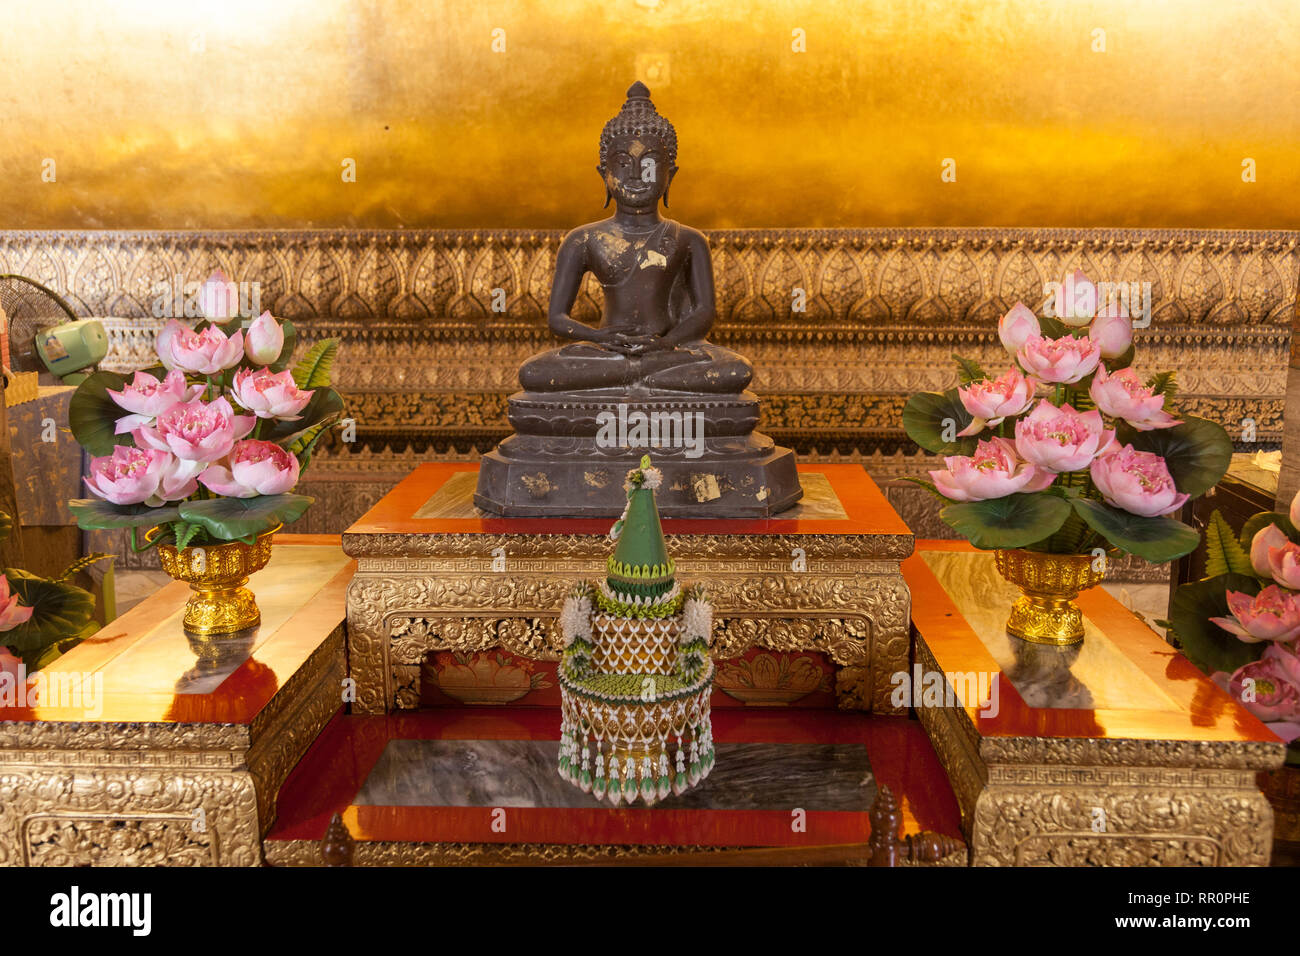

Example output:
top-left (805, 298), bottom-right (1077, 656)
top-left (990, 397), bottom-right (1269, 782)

top-left (598, 82), bottom-right (678, 211)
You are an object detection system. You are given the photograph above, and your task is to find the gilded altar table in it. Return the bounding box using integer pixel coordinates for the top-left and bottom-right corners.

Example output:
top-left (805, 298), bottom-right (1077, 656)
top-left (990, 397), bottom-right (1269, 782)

top-left (905, 541), bottom-right (1286, 867)
top-left (342, 463), bottom-right (913, 715)
top-left (0, 538), bottom-right (352, 867)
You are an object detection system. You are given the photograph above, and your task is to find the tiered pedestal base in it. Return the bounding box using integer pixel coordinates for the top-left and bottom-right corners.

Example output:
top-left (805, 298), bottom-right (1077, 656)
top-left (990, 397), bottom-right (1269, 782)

top-left (475, 389), bottom-right (802, 517)
top-left (343, 463), bottom-right (914, 715)
top-left (0, 538), bottom-right (352, 867)
top-left (906, 541), bottom-right (1285, 867)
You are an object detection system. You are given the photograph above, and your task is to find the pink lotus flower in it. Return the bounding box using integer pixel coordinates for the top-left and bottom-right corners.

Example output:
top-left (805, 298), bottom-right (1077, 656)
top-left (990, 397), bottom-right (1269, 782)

top-left (1050, 269), bottom-right (1097, 327)
top-left (0, 646), bottom-right (23, 683)
top-left (199, 440), bottom-right (300, 498)
top-left (1211, 585), bottom-right (1300, 643)
top-left (956, 368), bottom-right (1035, 436)
top-left (134, 397), bottom-right (255, 463)
top-left (998, 303), bottom-right (1041, 355)
top-left (1213, 645), bottom-right (1300, 741)
top-left (0, 574), bottom-right (34, 633)
top-left (84, 445), bottom-right (170, 505)
top-left (244, 311), bottom-right (284, 366)
top-left (1088, 301), bottom-right (1133, 360)
top-left (1251, 523), bottom-right (1290, 579)
top-left (929, 437), bottom-right (1055, 502)
top-left (1013, 400), bottom-right (1115, 473)
top-left (1088, 366), bottom-right (1181, 431)
top-left (1016, 333), bottom-right (1101, 385)
top-left (198, 270), bottom-right (241, 320)
top-left (1089, 444), bottom-right (1189, 517)
top-left (1267, 541), bottom-right (1300, 591)
top-left (155, 319), bottom-right (245, 376)
top-left (107, 369), bottom-right (204, 434)
top-left (230, 367), bottom-right (313, 420)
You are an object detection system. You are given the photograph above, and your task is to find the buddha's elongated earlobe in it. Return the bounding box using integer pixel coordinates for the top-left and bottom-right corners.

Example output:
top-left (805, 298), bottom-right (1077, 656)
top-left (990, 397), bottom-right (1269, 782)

top-left (662, 165), bottom-right (678, 209)
top-left (598, 165), bottom-right (612, 208)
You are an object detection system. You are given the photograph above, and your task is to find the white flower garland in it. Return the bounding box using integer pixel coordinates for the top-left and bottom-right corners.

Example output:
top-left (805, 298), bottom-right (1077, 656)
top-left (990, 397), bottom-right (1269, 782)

top-left (559, 592), bottom-right (593, 647)
top-left (682, 596), bottom-right (713, 645)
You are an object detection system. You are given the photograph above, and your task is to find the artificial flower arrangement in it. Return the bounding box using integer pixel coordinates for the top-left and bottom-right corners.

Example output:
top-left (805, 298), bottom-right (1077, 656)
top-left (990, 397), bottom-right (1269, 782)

top-left (902, 271), bottom-right (1232, 564)
top-left (66, 275), bottom-right (343, 550)
top-left (1164, 492), bottom-right (1300, 759)
top-left (0, 509), bottom-right (109, 674)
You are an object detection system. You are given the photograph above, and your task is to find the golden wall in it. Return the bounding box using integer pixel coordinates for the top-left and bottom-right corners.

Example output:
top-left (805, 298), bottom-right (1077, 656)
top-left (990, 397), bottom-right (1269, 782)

top-left (2, 0), bottom-right (1297, 230)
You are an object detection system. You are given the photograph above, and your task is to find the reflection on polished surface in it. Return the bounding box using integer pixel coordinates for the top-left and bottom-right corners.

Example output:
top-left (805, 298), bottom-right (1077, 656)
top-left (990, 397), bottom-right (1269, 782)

top-left (4, 539), bottom-right (352, 724)
top-left (922, 549), bottom-right (1179, 712)
top-left (267, 707), bottom-right (962, 851)
top-left (356, 739), bottom-right (874, 811)
top-left (906, 541), bottom-right (1282, 743)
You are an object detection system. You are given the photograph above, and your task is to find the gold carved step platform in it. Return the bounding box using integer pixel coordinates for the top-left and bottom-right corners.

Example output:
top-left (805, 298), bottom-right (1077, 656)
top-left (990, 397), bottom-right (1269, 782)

top-left (342, 463), bottom-right (914, 715)
top-left (906, 541), bottom-right (1286, 866)
top-left (0, 537), bottom-right (353, 867)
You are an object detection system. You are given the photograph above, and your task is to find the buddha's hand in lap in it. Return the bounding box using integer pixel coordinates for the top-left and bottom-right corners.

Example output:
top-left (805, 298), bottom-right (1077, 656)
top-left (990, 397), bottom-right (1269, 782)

top-left (604, 331), bottom-right (663, 357)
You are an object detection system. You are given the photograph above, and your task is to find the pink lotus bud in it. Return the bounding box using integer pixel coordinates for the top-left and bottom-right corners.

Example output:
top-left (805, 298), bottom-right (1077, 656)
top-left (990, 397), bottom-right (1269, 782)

top-left (1251, 524), bottom-right (1289, 579)
top-left (84, 445), bottom-right (170, 506)
top-left (107, 369), bottom-right (205, 434)
top-left (998, 303), bottom-right (1040, 355)
top-left (1013, 400), bottom-right (1115, 473)
top-left (0, 574), bottom-right (34, 633)
top-left (155, 455), bottom-right (206, 503)
top-left (155, 320), bottom-right (245, 376)
top-left (199, 440), bottom-right (301, 498)
top-left (1052, 269), bottom-right (1097, 327)
top-left (955, 368), bottom-right (1035, 436)
top-left (1290, 488), bottom-right (1300, 531)
top-left (244, 311), bottom-right (284, 366)
top-left (1088, 444), bottom-right (1189, 517)
top-left (1016, 333), bottom-right (1102, 385)
top-left (230, 367), bottom-right (313, 420)
top-left (928, 437), bottom-right (1055, 502)
top-left (1088, 366), bottom-right (1181, 431)
top-left (199, 270), bottom-right (241, 320)
top-left (1211, 586), bottom-right (1300, 644)
top-left (1268, 541), bottom-right (1300, 591)
top-left (1088, 301), bottom-right (1133, 359)
top-left (133, 397), bottom-right (256, 463)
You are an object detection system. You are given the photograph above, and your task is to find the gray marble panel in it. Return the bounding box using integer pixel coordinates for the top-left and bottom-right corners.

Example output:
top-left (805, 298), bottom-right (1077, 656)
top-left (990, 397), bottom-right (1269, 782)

top-left (354, 739), bottom-right (874, 811)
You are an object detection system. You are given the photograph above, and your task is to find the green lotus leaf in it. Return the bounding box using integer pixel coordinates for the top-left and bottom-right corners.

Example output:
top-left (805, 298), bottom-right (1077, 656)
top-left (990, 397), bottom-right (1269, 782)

top-left (178, 493), bottom-right (313, 542)
top-left (1070, 497), bottom-right (1201, 564)
top-left (68, 370), bottom-right (131, 457)
top-left (939, 492), bottom-right (1072, 550)
top-left (901, 387), bottom-right (978, 455)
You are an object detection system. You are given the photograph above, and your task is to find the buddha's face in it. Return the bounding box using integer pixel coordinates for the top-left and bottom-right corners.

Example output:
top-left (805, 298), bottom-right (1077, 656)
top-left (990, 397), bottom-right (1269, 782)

top-left (600, 135), bottom-right (675, 210)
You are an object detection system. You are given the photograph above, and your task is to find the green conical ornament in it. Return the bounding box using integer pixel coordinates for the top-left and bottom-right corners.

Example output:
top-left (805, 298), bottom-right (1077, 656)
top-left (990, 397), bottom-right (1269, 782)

top-left (606, 456), bottom-right (675, 600)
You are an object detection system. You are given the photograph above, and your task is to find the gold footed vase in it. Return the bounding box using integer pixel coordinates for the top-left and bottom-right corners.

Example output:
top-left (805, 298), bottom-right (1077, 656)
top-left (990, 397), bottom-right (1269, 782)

top-left (993, 548), bottom-right (1107, 646)
top-left (149, 525), bottom-right (280, 637)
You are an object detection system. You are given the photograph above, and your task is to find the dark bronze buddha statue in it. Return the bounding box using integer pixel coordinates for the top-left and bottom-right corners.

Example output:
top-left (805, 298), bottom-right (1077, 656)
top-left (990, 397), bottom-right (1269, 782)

top-left (518, 82), bottom-right (752, 395)
top-left (474, 83), bottom-right (801, 517)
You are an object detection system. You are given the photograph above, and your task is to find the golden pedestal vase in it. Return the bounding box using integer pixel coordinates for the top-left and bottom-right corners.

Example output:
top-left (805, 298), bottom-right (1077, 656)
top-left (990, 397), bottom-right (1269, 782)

top-left (994, 548), bottom-right (1107, 646)
top-left (149, 525), bottom-right (281, 637)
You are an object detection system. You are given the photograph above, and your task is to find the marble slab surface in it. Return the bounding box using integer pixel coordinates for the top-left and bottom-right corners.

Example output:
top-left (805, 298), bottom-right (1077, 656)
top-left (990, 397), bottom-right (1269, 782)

top-left (354, 738), bottom-right (875, 811)
top-left (413, 470), bottom-right (848, 521)
top-left (921, 549), bottom-right (1180, 712)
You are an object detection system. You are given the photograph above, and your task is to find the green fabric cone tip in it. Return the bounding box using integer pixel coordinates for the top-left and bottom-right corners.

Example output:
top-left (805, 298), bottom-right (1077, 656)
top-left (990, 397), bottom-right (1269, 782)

top-left (607, 455), bottom-right (674, 598)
